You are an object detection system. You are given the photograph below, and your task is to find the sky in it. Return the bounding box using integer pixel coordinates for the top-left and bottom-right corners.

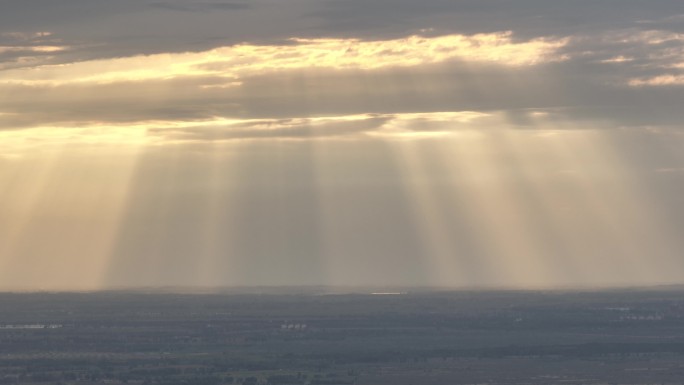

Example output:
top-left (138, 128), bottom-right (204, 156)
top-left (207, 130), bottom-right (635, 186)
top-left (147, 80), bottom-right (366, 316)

top-left (1, 0), bottom-right (684, 290)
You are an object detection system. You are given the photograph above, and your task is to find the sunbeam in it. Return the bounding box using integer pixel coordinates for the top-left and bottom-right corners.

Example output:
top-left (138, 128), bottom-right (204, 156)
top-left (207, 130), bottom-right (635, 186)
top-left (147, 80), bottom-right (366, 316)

top-left (1, 2), bottom-right (684, 289)
top-left (0, 138), bottom-right (142, 290)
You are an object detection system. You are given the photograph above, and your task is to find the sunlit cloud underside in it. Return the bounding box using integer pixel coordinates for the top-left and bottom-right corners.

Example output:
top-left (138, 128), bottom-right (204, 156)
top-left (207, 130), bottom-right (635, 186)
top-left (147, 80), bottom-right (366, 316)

top-left (0, 32), bottom-right (565, 86)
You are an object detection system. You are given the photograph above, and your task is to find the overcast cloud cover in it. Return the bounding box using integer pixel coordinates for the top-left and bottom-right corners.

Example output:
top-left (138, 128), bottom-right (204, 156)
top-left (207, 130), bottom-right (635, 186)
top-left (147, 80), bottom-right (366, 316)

top-left (1, 1), bottom-right (684, 290)
top-left (1, 0), bottom-right (684, 132)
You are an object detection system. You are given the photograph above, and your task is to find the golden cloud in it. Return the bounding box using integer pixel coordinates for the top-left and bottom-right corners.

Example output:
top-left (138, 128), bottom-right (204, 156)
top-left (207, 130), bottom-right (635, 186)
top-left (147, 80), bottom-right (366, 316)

top-left (0, 111), bottom-right (499, 153)
top-left (628, 74), bottom-right (684, 86)
top-left (596, 30), bottom-right (684, 87)
top-left (0, 32), bottom-right (567, 87)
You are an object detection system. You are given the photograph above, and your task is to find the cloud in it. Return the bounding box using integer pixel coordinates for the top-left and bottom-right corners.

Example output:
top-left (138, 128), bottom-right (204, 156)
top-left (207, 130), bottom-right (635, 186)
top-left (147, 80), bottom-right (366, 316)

top-left (2, 53), bottom-right (684, 134)
top-left (147, 115), bottom-right (391, 142)
top-left (308, 0), bottom-right (684, 40)
top-left (2, 3), bottom-right (684, 141)
top-left (1, 1), bottom-right (683, 64)
top-left (148, 112), bottom-right (498, 143)
top-left (0, 31), bottom-right (69, 70)
top-left (0, 112), bottom-right (499, 150)
top-left (0, 32), bottom-right (566, 88)
top-left (555, 29), bottom-right (684, 87)
top-left (629, 74), bottom-right (684, 86)
top-left (149, 1), bottom-right (251, 12)
top-left (0, 32), bottom-right (574, 131)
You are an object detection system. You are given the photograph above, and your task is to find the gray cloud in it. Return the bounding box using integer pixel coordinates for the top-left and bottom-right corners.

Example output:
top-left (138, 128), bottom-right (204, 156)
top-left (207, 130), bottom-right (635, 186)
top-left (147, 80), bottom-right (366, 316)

top-left (2, 54), bottom-right (684, 134)
top-left (0, 0), bottom-right (682, 62)
top-left (308, 0), bottom-right (684, 38)
top-left (147, 116), bottom-right (391, 142)
top-left (149, 1), bottom-right (252, 12)
top-left (1, 3), bottom-right (684, 136)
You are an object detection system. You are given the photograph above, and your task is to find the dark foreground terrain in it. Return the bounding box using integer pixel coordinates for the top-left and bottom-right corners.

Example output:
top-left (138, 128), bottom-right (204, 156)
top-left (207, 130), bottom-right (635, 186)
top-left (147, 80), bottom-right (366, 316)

top-left (2, 288), bottom-right (684, 385)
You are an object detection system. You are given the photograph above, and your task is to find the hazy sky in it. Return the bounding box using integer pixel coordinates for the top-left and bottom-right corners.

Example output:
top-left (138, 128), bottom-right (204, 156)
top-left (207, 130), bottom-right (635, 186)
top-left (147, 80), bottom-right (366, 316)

top-left (1, 1), bottom-right (684, 290)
